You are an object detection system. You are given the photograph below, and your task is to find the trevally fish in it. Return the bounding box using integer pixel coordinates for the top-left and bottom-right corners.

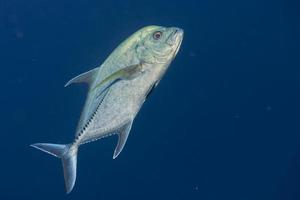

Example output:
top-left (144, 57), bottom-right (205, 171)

top-left (31, 25), bottom-right (184, 193)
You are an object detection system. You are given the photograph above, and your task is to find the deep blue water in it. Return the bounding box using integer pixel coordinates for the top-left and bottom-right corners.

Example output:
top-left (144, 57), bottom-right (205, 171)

top-left (1, 0), bottom-right (300, 199)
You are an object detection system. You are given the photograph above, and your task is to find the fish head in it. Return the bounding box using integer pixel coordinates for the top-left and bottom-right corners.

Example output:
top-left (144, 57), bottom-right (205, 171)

top-left (136, 26), bottom-right (184, 64)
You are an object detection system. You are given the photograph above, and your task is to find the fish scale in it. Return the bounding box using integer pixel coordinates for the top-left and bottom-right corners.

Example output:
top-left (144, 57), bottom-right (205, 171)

top-left (31, 25), bottom-right (184, 193)
top-left (73, 89), bottom-right (110, 144)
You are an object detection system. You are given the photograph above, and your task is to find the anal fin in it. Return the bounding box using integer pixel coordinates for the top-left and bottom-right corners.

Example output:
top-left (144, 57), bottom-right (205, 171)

top-left (113, 121), bottom-right (133, 159)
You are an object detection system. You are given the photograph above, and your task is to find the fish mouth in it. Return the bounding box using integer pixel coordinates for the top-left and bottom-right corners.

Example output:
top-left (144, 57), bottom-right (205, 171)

top-left (167, 28), bottom-right (184, 45)
top-left (167, 28), bottom-right (184, 58)
top-left (173, 28), bottom-right (184, 56)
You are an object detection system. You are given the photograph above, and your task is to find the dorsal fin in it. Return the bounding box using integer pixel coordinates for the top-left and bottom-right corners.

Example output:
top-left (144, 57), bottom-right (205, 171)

top-left (65, 67), bottom-right (99, 87)
top-left (113, 121), bottom-right (133, 159)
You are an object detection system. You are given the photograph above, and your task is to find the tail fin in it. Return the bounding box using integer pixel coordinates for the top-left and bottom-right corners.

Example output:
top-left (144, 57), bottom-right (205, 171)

top-left (30, 143), bottom-right (78, 194)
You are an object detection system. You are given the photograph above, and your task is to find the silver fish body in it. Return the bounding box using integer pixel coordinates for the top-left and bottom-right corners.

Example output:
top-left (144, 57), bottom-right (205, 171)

top-left (31, 25), bottom-right (183, 193)
top-left (77, 62), bottom-right (165, 145)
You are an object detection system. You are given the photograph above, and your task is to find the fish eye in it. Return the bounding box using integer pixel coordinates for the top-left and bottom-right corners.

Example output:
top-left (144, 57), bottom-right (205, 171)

top-left (153, 31), bottom-right (163, 40)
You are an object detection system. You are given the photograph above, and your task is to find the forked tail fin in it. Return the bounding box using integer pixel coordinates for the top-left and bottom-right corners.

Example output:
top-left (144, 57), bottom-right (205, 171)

top-left (30, 143), bottom-right (78, 194)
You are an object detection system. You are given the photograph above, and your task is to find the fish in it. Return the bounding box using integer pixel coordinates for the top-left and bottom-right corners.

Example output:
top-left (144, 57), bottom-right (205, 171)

top-left (30, 25), bottom-right (184, 193)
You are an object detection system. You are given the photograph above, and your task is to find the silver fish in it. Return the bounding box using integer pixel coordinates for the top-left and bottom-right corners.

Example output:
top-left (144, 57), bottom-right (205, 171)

top-left (31, 25), bottom-right (184, 193)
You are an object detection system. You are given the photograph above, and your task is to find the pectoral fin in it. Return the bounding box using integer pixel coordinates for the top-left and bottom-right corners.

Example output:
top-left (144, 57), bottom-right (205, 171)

top-left (65, 67), bottom-right (99, 87)
top-left (113, 121), bottom-right (133, 159)
top-left (92, 63), bottom-right (143, 93)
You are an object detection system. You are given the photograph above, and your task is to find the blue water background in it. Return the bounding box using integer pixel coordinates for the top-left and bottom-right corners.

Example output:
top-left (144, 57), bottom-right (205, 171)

top-left (1, 0), bottom-right (300, 199)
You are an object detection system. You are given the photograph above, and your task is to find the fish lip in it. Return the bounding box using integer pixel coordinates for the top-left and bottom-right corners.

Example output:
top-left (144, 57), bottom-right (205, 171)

top-left (166, 28), bottom-right (184, 48)
top-left (175, 28), bottom-right (184, 38)
top-left (175, 28), bottom-right (184, 44)
top-left (166, 28), bottom-right (184, 46)
top-left (172, 28), bottom-right (184, 58)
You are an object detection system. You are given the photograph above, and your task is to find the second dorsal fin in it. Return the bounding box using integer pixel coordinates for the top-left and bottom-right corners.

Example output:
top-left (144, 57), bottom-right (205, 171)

top-left (65, 67), bottom-right (99, 87)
